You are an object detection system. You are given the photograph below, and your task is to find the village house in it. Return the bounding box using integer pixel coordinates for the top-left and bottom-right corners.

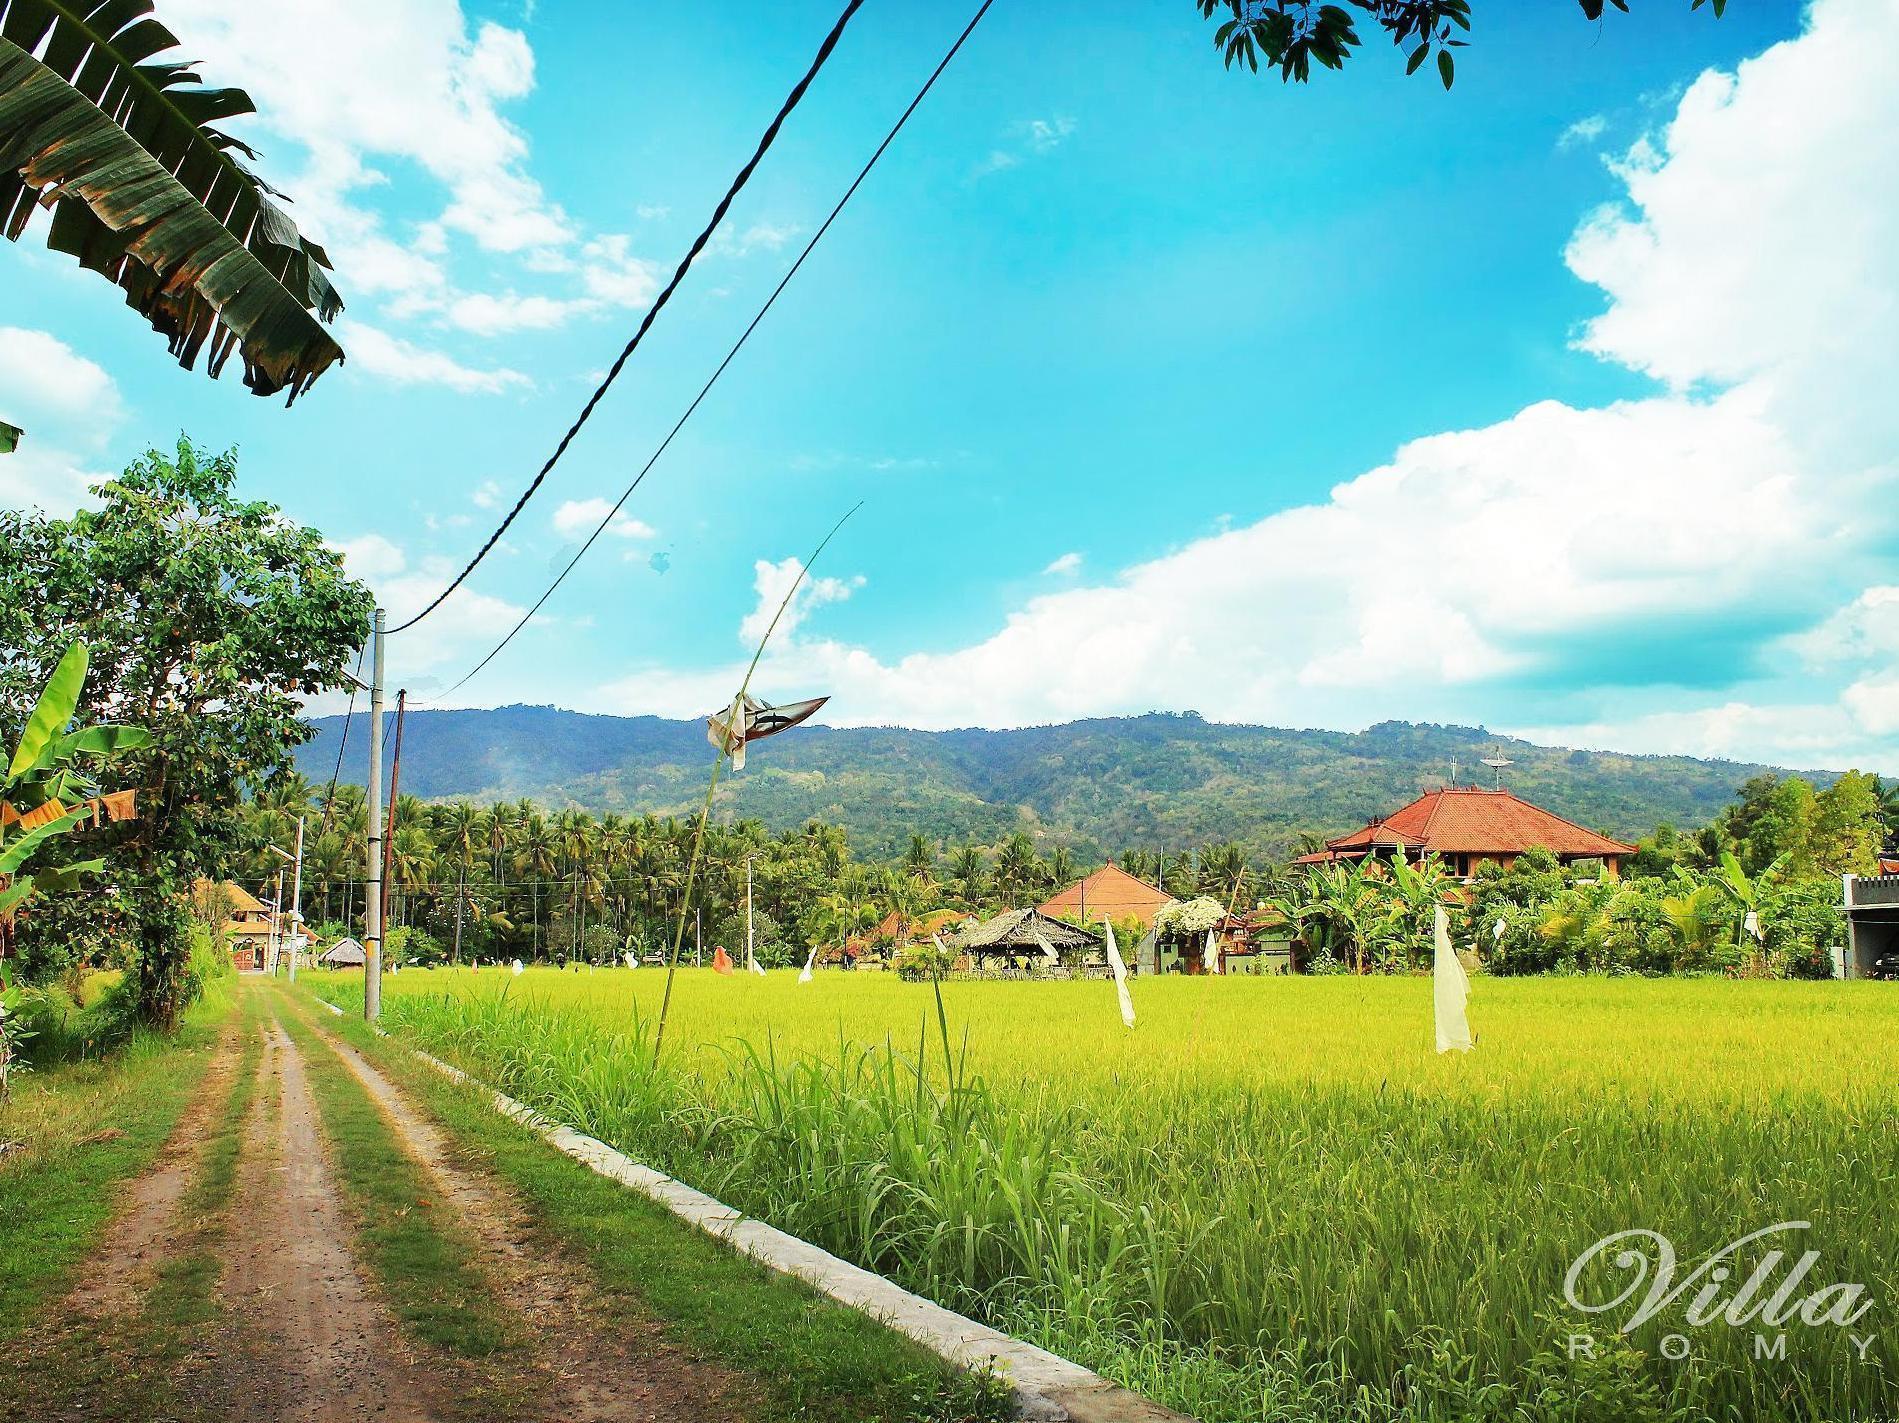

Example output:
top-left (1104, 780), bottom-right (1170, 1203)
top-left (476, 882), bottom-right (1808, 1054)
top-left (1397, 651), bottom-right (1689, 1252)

top-left (1293, 786), bottom-right (1636, 882)
top-left (193, 879), bottom-right (278, 971)
top-left (1844, 869), bottom-right (1899, 979)
top-left (949, 906), bottom-right (1099, 974)
top-left (1038, 862), bottom-right (1175, 927)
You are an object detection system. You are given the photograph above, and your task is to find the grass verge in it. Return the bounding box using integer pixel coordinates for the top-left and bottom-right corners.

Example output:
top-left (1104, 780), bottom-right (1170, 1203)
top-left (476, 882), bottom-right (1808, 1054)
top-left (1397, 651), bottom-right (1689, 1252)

top-left (0, 978), bottom-right (235, 1343)
top-left (0, 989), bottom-right (263, 1422)
top-left (294, 986), bottom-right (1011, 1423)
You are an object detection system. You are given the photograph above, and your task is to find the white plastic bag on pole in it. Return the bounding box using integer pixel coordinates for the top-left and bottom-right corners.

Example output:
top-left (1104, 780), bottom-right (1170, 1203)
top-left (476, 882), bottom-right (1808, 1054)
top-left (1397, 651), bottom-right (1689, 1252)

top-left (1102, 919), bottom-right (1135, 1029)
top-left (798, 944), bottom-right (817, 983)
top-left (1204, 928), bottom-right (1220, 975)
top-left (1434, 905), bottom-right (1473, 1053)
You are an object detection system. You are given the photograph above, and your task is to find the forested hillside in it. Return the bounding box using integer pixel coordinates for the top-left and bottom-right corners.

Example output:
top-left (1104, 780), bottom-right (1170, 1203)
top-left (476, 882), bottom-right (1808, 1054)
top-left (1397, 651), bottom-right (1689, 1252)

top-left (294, 707), bottom-right (1820, 859)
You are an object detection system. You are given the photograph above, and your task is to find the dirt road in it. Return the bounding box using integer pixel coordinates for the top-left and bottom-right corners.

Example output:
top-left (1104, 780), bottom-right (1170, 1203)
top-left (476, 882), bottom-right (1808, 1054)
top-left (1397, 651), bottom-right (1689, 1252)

top-left (9, 984), bottom-right (753, 1423)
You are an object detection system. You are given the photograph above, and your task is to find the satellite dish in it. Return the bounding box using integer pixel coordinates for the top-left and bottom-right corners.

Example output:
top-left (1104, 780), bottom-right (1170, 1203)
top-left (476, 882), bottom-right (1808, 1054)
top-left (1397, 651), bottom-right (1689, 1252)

top-left (1480, 752), bottom-right (1513, 788)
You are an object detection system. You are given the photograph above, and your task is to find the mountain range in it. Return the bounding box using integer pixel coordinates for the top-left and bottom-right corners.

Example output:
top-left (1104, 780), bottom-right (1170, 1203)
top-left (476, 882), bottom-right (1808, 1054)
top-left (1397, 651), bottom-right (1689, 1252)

top-left (292, 706), bottom-right (1825, 861)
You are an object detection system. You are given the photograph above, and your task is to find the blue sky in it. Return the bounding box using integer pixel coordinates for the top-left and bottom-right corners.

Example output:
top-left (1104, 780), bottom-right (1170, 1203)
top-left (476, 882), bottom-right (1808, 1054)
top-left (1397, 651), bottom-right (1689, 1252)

top-left (4, 0), bottom-right (1895, 772)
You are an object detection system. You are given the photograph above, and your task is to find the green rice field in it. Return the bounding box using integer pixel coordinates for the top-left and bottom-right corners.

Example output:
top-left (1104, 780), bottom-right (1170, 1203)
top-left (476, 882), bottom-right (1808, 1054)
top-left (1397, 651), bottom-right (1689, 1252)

top-left (308, 968), bottom-right (1899, 1422)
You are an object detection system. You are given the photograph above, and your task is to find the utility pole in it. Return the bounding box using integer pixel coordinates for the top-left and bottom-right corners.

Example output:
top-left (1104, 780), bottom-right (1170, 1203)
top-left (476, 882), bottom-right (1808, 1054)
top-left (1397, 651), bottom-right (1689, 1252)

top-left (287, 815), bottom-right (305, 982)
top-left (365, 609), bottom-right (385, 1022)
top-left (269, 864), bottom-right (285, 973)
top-left (745, 855), bottom-right (756, 973)
top-left (381, 690), bottom-right (408, 950)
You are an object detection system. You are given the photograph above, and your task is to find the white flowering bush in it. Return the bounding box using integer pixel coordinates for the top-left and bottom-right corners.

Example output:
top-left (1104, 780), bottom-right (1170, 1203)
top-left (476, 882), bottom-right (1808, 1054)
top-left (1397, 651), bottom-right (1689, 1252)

top-left (1154, 896), bottom-right (1225, 938)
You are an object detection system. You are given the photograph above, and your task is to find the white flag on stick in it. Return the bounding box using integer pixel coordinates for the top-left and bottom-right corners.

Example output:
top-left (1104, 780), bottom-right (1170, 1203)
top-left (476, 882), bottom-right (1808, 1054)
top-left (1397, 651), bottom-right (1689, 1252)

top-left (749, 956), bottom-right (767, 977)
top-left (1102, 919), bottom-right (1135, 1029)
top-left (1434, 905), bottom-right (1473, 1054)
top-left (1204, 928), bottom-right (1221, 975)
top-left (798, 944), bottom-right (817, 983)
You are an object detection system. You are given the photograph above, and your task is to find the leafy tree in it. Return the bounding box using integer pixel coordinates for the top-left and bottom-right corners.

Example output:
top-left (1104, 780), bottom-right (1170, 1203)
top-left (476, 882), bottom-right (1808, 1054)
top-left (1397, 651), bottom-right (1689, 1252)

top-left (1811, 771), bottom-right (1884, 877)
top-left (0, 439), bottom-right (371, 1025)
top-left (1875, 777), bottom-right (1899, 856)
top-left (1716, 774), bottom-right (1816, 878)
top-left (0, 1), bottom-right (343, 398)
top-left (1196, 0), bottom-right (1724, 88)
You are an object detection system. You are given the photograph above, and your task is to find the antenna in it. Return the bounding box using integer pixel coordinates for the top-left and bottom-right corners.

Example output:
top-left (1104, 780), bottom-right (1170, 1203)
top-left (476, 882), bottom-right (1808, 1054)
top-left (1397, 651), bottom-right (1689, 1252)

top-left (1449, 757), bottom-right (1458, 788)
top-left (1480, 750), bottom-right (1513, 789)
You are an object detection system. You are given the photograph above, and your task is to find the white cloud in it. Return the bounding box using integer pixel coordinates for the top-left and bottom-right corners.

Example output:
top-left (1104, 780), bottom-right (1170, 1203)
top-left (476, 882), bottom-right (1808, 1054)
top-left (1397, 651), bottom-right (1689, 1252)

top-left (1843, 676), bottom-right (1899, 739)
top-left (972, 115), bottom-right (1077, 179)
top-left (0, 327), bottom-right (121, 423)
top-left (551, 498), bottom-right (655, 542)
top-left (0, 441), bottom-right (114, 517)
top-left (738, 557), bottom-right (862, 646)
top-left (1024, 116), bottom-right (1077, 153)
top-left (158, 1), bottom-right (662, 340)
top-left (330, 531), bottom-right (534, 693)
top-left (597, 0), bottom-right (1899, 771)
top-left (577, 234), bottom-right (661, 307)
top-left (471, 479), bottom-right (504, 509)
top-left (1044, 552), bottom-right (1083, 576)
top-left (339, 321), bottom-right (530, 394)
top-left (1512, 702), bottom-right (1893, 774)
top-left (444, 292), bottom-right (595, 336)
top-left (716, 220), bottom-right (803, 257)
top-left (1558, 114), bottom-right (1608, 150)
top-left (0, 328), bottom-right (124, 516)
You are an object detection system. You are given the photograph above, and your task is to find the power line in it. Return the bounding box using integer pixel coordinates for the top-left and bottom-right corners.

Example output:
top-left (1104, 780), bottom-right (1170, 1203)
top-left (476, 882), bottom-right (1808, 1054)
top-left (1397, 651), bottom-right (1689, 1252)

top-left (388, 0), bottom-right (868, 635)
top-left (315, 640), bottom-right (369, 843)
top-left (424, 0), bottom-right (997, 701)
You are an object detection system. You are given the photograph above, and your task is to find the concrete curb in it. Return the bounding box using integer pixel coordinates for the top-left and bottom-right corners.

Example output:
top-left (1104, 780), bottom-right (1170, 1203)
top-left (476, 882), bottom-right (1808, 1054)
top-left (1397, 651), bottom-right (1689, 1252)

top-left (313, 998), bottom-right (1186, 1423)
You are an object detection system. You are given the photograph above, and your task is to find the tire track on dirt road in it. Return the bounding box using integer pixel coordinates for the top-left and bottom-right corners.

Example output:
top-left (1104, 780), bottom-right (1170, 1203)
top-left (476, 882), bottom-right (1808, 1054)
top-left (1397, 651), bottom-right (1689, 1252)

top-left (209, 1012), bottom-right (454, 1423)
top-left (282, 989), bottom-right (754, 1423)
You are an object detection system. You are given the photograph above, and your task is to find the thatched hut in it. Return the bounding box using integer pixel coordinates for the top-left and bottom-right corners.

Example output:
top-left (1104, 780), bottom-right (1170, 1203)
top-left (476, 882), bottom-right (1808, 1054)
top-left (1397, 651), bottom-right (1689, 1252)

top-left (952, 907), bottom-right (1099, 974)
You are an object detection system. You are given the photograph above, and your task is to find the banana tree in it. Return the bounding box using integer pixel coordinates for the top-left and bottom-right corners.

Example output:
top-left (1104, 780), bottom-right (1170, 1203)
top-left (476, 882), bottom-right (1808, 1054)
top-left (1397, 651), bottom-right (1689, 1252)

top-left (1, 640), bottom-right (149, 957)
top-left (1709, 851), bottom-right (1787, 973)
top-left (0, 1), bottom-right (344, 400)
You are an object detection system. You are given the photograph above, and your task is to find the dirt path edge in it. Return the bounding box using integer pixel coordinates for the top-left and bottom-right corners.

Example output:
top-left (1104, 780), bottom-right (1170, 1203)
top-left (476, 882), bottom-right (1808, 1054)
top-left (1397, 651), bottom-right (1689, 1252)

top-left (310, 995), bottom-right (1189, 1423)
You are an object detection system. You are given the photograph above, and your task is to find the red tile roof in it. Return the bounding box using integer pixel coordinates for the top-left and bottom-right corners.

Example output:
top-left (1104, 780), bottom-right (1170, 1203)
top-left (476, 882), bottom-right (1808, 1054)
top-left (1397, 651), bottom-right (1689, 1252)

top-left (1880, 857), bottom-right (1899, 877)
top-left (1039, 863), bottom-right (1176, 927)
top-left (1323, 787), bottom-right (1635, 859)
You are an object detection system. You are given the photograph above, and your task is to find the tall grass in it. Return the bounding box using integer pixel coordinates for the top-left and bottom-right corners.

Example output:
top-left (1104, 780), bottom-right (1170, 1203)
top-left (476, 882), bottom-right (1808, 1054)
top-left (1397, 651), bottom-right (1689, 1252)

top-left (310, 969), bottom-right (1899, 1422)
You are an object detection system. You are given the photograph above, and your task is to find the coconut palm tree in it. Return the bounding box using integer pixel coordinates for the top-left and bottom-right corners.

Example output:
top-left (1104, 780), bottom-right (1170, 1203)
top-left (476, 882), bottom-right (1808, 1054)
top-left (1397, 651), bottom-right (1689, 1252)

top-left (948, 844), bottom-right (986, 906)
top-left (1048, 845), bottom-right (1076, 891)
top-left (993, 833), bottom-right (1043, 906)
top-left (440, 802), bottom-right (483, 964)
top-left (513, 814), bottom-right (558, 958)
top-left (389, 825), bottom-right (435, 929)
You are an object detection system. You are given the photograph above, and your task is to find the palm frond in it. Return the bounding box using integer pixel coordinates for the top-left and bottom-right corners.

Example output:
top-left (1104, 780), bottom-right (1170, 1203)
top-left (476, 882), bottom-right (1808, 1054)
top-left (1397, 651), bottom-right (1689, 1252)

top-left (0, 2), bottom-right (343, 401)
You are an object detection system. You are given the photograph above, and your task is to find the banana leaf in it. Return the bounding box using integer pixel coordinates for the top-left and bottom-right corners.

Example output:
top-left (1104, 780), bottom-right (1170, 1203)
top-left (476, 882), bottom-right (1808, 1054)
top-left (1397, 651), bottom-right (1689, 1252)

top-left (6, 640), bottom-right (86, 781)
top-left (0, 418), bottom-right (17, 452)
top-left (0, 1), bottom-right (343, 401)
top-left (0, 804), bottom-right (90, 874)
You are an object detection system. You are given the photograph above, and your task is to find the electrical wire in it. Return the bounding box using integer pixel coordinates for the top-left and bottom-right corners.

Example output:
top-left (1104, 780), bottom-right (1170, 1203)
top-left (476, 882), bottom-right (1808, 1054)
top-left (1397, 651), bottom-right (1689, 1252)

top-left (315, 640), bottom-right (368, 842)
top-left (387, 0), bottom-right (868, 635)
top-left (422, 0), bottom-right (997, 701)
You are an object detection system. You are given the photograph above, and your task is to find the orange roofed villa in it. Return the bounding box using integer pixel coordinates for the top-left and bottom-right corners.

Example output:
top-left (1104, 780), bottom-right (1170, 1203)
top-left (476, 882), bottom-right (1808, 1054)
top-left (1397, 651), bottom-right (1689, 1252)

top-left (1038, 862), bottom-right (1176, 927)
top-left (1293, 786), bottom-right (1636, 882)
